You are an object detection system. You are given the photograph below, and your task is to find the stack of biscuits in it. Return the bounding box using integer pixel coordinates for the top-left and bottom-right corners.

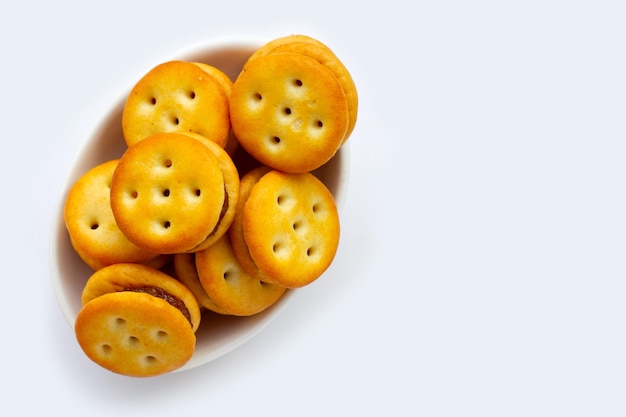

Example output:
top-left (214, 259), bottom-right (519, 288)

top-left (64, 34), bottom-right (357, 377)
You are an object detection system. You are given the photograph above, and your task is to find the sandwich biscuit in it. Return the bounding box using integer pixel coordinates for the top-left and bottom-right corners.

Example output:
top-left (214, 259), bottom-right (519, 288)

top-left (75, 263), bottom-right (201, 377)
top-left (110, 132), bottom-right (227, 254)
top-left (242, 170), bottom-right (340, 288)
top-left (230, 52), bottom-right (349, 173)
top-left (122, 60), bottom-right (231, 148)
top-left (248, 34), bottom-right (358, 142)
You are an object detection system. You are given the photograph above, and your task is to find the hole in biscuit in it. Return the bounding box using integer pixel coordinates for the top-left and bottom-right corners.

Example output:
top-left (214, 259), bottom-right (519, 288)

top-left (127, 336), bottom-right (140, 346)
top-left (173, 117), bottom-right (180, 125)
top-left (292, 220), bottom-right (302, 231)
top-left (284, 107), bottom-right (292, 115)
top-left (189, 91), bottom-right (196, 99)
top-left (312, 203), bottom-right (322, 213)
top-left (315, 120), bottom-right (324, 128)
top-left (100, 344), bottom-right (112, 355)
top-left (144, 356), bottom-right (158, 365)
top-left (115, 317), bottom-right (126, 327)
top-left (276, 194), bottom-right (289, 205)
top-left (164, 159), bottom-right (172, 168)
top-left (90, 222), bottom-right (99, 230)
top-left (271, 136), bottom-right (281, 144)
top-left (154, 330), bottom-right (168, 341)
top-left (150, 97), bottom-right (157, 105)
top-left (163, 221), bottom-right (171, 229)
top-left (130, 190), bottom-right (138, 199)
top-left (195, 188), bottom-right (201, 197)
top-left (306, 246), bottom-right (317, 257)
top-left (294, 79), bottom-right (303, 87)
top-left (222, 269), bottom-right (233, 281)
top-left (253, 92), bottom-right (262, 101)
top-left (163, 189), bottom-right (170, 197)
top-left (272, 242), bottom-right (283, 254)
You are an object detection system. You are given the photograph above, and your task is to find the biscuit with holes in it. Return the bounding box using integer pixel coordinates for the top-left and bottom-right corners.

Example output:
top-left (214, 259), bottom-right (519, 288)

top-left (173, 253), bottom-right (231, 315)
top-left (248, 35), bottom-right (358, 142)
top-left (64, 159), bottom-right (162, 270)
top-left (195, 233), bottom-right (287, 316)
top-left (75, 263), bottom-right (200, 377)
top-left (110, 132), bottom-right (226, 254)
top-left (122, 60), bottom-right (231, 148)
top-left (242, 170), bottom-right (340, 288)
top-left (230, 52), bottom-right (348, 173)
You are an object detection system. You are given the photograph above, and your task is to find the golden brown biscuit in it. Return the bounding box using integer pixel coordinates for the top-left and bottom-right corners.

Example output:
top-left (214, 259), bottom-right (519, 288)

top-left (242, 170), bottom-right (340, 288)
top-left (64, 159), bottom-right (161, 270)
top-left (110, 132), bottom-right (226, 254)
top-left (122, 60), bottom-right (231, 148)
top-left (195, 234), bottom-right (287, 316)
top-left (75, 292), bottom-right (196, 377)
top-left (172, 252), bottom-right (231, 315)
top-left (75, 263), bottom-right (201, 377)
top-left (248, 35), bottom-right (358, 142)
top-left (230, 52), bottom-right (349, 173)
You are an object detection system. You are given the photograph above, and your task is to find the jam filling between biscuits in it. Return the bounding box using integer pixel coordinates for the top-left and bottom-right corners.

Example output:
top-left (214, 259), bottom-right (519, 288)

top-left (123, 286), bottom-right (192, 327)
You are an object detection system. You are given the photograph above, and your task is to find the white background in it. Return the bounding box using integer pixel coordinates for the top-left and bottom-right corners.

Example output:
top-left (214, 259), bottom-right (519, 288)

top-left (4, 0), bottom-right (626, 415)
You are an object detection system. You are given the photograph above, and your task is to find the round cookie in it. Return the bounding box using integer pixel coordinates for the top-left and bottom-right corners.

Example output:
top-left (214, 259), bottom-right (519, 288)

top-left (122, 60), bottom-right (231, 148)
top-left (228, 165), bottom-right (272, 282)
top-left (230, 52), bottom-right (349, 173)
top-left (75, 262), bottom-right (201, 377)
top-left (110, 132), bottom-right (226, 254)
top-left (249, 35), bottom-right (358, 142)
top-left (80, 262), bottom-right (202, 332)
top-left (173, 253), bottom-right (231, 315)
top-left (242, 170), bottom-right (340, 288)
top-left (64, 159), bottom-right (161, 270)
top-left (195, 234), bottom-right (287, 316)
top-left (75, 292), bottom-right (196, 377)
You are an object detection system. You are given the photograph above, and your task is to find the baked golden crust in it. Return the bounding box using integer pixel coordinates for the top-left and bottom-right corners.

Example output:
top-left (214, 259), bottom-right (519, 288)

top-left (110, 132), bottom-right (226, 254)
top-left (230, 52), bottom-right (348, 173)
top-left (242, 170), bottom-right (340, 288)
top-left (75, 291), bottom-right (196, 377)
top-left (248, 35), bottom-right (358, 142)
top-left (122, 60), bottom-right (231, 148)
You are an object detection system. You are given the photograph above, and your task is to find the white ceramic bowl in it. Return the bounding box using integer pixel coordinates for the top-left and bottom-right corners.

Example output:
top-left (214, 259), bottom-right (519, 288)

top-left (50, 38), bottom-right (350, 372)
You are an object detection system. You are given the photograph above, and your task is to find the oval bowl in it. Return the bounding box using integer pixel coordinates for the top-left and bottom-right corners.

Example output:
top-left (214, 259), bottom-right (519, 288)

top-left (50, 37), bottom-right (350, 372)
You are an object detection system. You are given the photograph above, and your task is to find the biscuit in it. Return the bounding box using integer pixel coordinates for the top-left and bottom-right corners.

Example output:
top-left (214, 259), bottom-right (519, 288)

top-left (122, 60), bottom-right (231, 148)
top-left (173, 252), bottom-right (231, 315)
top-left (195, 234), bottom-right (287, 316)
top-left (228, 165), bottom-right (272, 281)
top-left (80, 262), bottom-right (202, 332)
top-left (230, 52), bottom-right (349, 173)
top-left (242, 170), bottom-right (340, 288)
top-left (64, 159), bottom-right (161, 270)
top-left (75, 263), bottom-right (201, 377)
top-left (249, 35), bottom-right (358, 142)
top-left (110, 132), bottom-right (226, 254)
top-left (75, 292), bottom-right (196, 377)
